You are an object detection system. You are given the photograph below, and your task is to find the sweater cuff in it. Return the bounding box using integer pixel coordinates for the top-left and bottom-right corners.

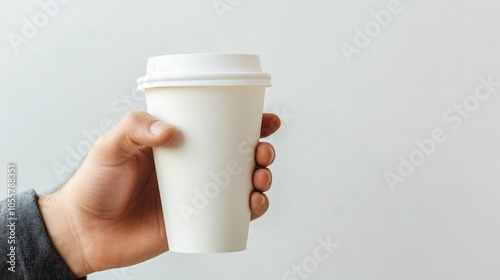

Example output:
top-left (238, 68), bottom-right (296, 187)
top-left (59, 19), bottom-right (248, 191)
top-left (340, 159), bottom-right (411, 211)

top-left (2, 189), bottom-right (86, 280)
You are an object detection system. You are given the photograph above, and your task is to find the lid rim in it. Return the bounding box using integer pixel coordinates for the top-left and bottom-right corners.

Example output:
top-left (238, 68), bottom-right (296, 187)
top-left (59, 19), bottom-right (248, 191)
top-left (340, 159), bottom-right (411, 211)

top-left (137, 72), bottom-right (272, 90)
top-left (137, 53), bottom-right (271, 90)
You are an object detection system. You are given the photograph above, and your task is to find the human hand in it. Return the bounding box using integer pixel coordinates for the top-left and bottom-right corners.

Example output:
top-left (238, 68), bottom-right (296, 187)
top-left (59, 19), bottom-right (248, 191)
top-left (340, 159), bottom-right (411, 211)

top-left (38, 111), bottom-right (281, 277)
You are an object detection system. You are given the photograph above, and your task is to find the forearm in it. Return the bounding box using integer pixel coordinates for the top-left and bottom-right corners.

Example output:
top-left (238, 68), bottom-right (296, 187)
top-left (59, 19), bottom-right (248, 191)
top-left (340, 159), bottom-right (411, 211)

top-left (38, 190), bottom-right (90, 278)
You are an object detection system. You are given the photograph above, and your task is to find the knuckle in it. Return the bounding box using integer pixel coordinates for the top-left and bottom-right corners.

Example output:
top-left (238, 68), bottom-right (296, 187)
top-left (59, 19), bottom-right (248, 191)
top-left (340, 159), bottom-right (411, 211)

top-left (125, 111), bottom-right (147, 125)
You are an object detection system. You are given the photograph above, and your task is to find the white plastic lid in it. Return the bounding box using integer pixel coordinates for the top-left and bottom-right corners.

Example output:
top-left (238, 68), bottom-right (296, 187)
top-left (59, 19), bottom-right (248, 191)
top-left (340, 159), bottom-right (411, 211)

top-left (137, 53), bottom-right (272, 90)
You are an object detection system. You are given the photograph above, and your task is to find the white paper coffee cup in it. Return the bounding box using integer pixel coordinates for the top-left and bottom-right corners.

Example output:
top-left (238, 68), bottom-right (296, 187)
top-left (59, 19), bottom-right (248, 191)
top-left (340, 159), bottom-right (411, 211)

top-left (137, 54), bottom-right (272, 253)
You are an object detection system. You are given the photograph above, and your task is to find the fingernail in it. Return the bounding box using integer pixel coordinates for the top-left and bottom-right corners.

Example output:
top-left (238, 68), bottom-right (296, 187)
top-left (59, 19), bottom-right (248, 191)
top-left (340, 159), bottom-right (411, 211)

top-left (267, 170), bottom-right (273, 187)
top-left (150, 121), bottom-right (173, 136)
top-left (260, 195), bottom-right (266, 206)
top-left (269, 145), bottom-right (276, 163)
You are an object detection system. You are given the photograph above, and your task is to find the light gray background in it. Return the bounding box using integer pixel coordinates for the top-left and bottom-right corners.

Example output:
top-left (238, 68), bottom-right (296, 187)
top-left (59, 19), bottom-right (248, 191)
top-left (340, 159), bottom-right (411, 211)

top-left (1, 0), bottom-right (500, 279)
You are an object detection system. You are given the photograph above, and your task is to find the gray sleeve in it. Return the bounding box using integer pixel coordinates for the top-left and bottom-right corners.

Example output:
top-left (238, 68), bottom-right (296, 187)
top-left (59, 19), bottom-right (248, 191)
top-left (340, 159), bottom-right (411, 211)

top-left (1, 189), bottom-right (87, 280)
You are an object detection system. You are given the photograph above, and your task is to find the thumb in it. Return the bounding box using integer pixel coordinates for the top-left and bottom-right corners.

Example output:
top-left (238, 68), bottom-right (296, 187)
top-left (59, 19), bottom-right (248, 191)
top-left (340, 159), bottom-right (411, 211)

top-left (91, 111), bottom-right (177, 165)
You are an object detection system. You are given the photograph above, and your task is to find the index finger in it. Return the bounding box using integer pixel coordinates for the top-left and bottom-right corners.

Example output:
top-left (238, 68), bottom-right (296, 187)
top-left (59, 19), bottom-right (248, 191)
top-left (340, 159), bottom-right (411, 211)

top-left (260, 113), bottom-right (281, 138)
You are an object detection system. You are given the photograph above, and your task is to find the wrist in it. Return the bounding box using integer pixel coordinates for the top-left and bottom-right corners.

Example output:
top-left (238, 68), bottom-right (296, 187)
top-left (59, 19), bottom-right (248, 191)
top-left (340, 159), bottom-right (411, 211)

top-left (38, 190), bottom-right (91, 278)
